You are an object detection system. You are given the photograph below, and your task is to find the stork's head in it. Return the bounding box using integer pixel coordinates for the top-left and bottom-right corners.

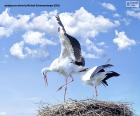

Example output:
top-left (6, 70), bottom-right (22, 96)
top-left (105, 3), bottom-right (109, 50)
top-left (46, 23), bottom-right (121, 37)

top-left (41, 67), bottom-right (52, 86)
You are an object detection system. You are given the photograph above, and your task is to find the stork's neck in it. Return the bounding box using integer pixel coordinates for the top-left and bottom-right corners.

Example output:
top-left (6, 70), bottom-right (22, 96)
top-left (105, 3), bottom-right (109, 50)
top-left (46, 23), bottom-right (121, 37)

top-left (42, 67), bottom-right (53, 73)
top-left (47, 67), bottom-right (53, 72)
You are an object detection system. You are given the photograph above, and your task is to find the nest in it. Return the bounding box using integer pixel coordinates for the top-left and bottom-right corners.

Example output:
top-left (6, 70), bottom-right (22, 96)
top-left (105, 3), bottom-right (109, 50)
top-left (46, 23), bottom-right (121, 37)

top-left (38, 99), bottom-right (133, 116)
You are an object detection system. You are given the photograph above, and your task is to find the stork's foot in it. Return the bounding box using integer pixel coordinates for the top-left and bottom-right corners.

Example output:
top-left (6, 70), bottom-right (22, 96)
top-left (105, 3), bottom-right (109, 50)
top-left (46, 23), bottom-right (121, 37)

top-left (92, 94), bottom-right (98, 100)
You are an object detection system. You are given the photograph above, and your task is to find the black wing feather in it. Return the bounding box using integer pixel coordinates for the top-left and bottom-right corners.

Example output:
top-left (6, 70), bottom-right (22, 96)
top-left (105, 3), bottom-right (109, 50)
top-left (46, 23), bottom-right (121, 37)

top-left (102, 71), bottom-right (120, 86)
top-left (90, 64), bottom-right (113, 78)
top-left (56, 15), bottom-right (85, 66)
top-left (56, 15), bottom-right (66, 33)
top-left (65, 34), bottom-right (85, 66)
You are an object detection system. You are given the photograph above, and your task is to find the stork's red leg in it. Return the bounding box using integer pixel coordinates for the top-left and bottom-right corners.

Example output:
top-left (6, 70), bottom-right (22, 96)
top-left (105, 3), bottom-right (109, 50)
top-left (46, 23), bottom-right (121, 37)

top-left (64, 77), bottom-right (68, 101)
top-left (56, 75), bottom-right (74, 91)
top-left (95, 86), bottom-right (98, 97)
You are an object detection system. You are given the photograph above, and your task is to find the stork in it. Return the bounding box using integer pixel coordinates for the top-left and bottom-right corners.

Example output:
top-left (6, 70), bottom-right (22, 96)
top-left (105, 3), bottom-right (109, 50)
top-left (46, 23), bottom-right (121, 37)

top-left (81, 64), bottom-right (120, 97)
top-left (41, 15), bottom-right (87, 101)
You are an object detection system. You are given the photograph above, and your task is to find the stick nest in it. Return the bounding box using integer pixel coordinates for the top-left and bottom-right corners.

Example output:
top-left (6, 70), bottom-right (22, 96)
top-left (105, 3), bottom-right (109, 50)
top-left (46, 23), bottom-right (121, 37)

top-left (38, 99), bottom-right (133, 116)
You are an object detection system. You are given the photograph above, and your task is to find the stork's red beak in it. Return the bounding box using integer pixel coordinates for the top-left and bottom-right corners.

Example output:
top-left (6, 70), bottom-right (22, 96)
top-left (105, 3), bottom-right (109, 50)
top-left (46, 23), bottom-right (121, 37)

top-left (43, 72), bottom-right (48, 86)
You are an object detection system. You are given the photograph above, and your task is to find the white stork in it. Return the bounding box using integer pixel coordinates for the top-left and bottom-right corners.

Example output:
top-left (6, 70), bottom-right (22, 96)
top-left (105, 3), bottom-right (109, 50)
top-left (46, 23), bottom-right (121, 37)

top-left (41, 15), bottom-right (87, 101)
top-left (81, 64), bottom-right (120, 97)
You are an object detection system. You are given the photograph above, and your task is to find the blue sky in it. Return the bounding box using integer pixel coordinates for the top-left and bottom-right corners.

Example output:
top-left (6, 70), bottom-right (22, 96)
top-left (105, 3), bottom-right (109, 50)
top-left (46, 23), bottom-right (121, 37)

top-left (0, 0), bottom-right (140, 116)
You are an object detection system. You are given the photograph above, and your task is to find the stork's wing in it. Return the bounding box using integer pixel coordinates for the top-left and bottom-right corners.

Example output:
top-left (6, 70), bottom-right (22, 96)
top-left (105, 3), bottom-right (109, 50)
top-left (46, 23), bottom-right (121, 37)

top-left (56, 15), bottom-right (66, 33)
top-left (65, 33), bottom-right (85, 66)
top-left (56, 15), bottom-right (85, 66)
top-left (90, 64), bottom-right (113, 78)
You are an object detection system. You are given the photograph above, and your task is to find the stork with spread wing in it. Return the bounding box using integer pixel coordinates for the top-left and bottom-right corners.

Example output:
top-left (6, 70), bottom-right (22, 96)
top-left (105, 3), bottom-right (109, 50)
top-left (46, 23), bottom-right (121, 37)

top-left (41, 15), bottom-right (87, 101)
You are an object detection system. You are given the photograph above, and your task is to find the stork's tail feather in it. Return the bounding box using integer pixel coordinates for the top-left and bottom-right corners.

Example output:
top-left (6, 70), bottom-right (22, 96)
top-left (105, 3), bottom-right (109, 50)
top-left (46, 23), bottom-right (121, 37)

top-left (102, 71), bottom-right (120, 86)
top-left (101, 64), bottom-right (114, 68)
top-left (79, 68), bottom-right (89, 72)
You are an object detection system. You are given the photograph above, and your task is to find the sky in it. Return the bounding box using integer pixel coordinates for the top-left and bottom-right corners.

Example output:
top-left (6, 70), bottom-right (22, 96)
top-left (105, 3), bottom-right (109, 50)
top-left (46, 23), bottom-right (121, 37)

top-left (0, 0), bottom-right (140, 116)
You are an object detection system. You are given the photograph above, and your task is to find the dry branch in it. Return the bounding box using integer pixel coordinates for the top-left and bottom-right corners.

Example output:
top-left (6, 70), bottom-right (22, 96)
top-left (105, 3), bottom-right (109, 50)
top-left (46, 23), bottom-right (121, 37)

top-left (38, 99), bottom-right (133, 116)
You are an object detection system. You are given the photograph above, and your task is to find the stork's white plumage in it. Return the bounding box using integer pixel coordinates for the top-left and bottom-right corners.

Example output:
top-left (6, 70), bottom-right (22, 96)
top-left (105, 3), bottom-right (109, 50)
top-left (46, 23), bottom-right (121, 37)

top-left (41, 15), bottom-right (87, 101)
top-left (81, 64), bottom-right (120, 97)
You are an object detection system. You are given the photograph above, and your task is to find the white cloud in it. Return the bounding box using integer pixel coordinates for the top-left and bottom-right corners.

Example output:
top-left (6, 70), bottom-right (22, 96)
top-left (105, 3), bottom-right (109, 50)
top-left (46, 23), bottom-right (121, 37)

top-left (0, 9), bottom-right (32, 38)
top-left (23, 31), bottom-right (43, 45)
top-left (59, 7), bottom-right (118, 39)
top-left (121, 18), bottom-right (130, 25)
top-left (0, 27), bottom-right (13, 38)
top-left (82, 39), bottom-right (105, 58)
top-left (127, 10), bottom-right (140, 20)
top-left (113, 30), bottom-right (136, 50)
top-left (0, 7), bottom-right (119, 59)
top-left (28, 10), bottom-right (58, 34)
top-left (0, 9), bottom-right (14, 38)
top-left (23, 31), bottom-right (56, 46)
top-left (82, 51), bottom-right (99, 59)
top-left (58, 7), bottom-right (118, 58)
top-left (13, 14), bottom-right (32, 29)
top-left (102, 3), bottom-right (116, 11)
top-left (0, 9), bottom-right (16, 27)
top-left (85, 39), bottom-right (100, 52)
top-left (10, 41), bottom-right (26, 59)
top-left (24, 47), bottom-right (49, 58)
top-left (0, 112), bottom-right (7, 116)
top-left (9, 30), bottom-right (55, 59)
top-left (10, 41), bottom-right (49, 59)
top-left (27, 7), bottom-right (118, 39)
top-left (0, 7), bottom-right (118, 38)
